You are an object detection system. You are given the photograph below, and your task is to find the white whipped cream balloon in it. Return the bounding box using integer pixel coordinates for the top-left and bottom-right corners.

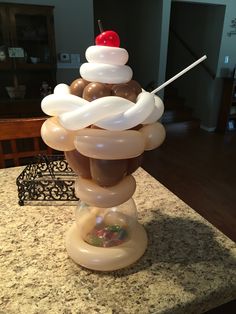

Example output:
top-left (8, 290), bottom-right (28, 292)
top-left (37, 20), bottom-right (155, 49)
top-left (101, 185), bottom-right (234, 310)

top-left (86, 46), bottom-right (129, 65)
top-left (80, 63), bottom-right (133, 84)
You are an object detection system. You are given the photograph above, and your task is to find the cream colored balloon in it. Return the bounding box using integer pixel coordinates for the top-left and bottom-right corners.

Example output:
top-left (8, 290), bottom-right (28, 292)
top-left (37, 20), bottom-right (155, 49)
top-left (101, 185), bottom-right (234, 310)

top-left (140, 122), bottom-right (166, 150)
top-left (74, 128), bottom-right (145, 160)
top-left (41, 117), bottom-right (76, 151)
top-left (75, 175), bottom-right (136, 208)
top-left (66, 220), bottom-right (147, 271)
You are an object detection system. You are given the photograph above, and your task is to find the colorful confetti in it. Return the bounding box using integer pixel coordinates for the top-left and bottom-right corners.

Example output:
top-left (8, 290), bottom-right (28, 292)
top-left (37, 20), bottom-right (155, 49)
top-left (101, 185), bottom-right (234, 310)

top-left (85, 224), bottom-right (129, 247)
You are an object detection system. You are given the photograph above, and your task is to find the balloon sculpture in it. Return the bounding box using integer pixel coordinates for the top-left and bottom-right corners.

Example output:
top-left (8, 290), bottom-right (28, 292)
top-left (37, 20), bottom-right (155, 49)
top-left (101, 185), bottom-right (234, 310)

top-left (41, 27), bottom-right (166, 271)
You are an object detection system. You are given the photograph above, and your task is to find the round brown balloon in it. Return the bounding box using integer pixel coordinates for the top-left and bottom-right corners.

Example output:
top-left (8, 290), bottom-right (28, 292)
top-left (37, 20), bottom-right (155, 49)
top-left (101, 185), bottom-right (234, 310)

top-left (111, 84), bottom-right (137, 102)
top-left (126, 80), bottom-right (142, 95)
top-left (105, 83), bottom-right (114, 90)
top-left (70, 78), bottom-right (89, 97)
top-left (90, 158), bottom-right (127, 187)
top-left (82, 82), bottom-right (111, 101)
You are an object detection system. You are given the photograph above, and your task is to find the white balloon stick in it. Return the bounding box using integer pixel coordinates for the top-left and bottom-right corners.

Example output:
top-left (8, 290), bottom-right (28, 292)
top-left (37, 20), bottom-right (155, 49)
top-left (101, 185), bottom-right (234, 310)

top-left (151, 55), bottom-right (207, 94)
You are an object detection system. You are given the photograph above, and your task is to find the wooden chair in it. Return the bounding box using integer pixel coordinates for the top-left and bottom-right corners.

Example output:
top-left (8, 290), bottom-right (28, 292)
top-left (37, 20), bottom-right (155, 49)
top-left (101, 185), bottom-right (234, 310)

top-left (0, 117), bottom-right (53, 168)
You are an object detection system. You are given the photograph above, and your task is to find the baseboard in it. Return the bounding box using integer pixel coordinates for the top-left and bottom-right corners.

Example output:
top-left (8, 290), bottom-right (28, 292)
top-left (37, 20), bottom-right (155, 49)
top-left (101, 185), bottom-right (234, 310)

top-left (200, 125), bottom-right (216, 132)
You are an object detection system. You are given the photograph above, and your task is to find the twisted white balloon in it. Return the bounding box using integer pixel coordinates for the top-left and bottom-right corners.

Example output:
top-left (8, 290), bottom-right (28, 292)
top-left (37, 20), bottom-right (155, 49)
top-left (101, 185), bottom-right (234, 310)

top-left (41, 84), bottom-right (164, 131)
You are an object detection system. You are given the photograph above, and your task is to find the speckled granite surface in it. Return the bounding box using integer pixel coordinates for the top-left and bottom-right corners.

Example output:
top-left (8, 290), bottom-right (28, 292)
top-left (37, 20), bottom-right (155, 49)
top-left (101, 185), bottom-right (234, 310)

top-left (0, 166), bottom-right (236, 314)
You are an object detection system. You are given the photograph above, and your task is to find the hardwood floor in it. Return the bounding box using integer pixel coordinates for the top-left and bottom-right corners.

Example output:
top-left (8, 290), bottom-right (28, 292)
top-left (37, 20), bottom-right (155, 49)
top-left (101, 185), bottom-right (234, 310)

top-left (143, 128), bottom-right (236, 242)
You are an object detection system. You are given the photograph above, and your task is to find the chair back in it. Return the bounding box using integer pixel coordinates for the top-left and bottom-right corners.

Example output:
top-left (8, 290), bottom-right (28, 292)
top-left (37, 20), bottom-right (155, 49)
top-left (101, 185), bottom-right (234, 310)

top-left (0, 117), bottom-right (52, 168)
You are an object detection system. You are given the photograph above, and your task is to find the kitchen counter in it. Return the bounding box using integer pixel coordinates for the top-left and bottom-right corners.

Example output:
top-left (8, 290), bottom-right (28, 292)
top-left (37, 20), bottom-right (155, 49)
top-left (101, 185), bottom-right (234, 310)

top-left (0, 166), bottom-right (236, 314)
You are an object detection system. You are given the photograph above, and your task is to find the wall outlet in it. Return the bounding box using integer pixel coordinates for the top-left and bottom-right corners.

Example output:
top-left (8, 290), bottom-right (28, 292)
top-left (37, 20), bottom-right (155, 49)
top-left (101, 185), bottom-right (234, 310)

top-left (8, 47), bottom-right (24, 58)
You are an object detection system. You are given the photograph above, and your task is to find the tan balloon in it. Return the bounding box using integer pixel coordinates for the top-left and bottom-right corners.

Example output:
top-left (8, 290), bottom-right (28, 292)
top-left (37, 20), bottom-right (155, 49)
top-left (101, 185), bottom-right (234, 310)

top-left (74, 128), bottom-right (145, 160)
top-left (65, 219), bottom-right (147, 271)
top-left (74, 175), bottom-right (136, 208)
top-left (41, 117), bottom-right (76, 151)
top-left (140, 122), bottom-right (166, 150)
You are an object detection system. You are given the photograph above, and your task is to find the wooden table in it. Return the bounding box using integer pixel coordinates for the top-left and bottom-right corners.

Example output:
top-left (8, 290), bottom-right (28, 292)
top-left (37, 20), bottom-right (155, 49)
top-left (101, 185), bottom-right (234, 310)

top-left (0, 166), bottom-right (236, 313)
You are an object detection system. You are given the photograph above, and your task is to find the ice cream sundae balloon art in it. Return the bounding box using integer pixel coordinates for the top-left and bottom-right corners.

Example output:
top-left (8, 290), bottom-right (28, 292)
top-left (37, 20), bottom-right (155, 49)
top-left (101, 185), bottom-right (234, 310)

top-left (41, 24), bottom-right (206, 271)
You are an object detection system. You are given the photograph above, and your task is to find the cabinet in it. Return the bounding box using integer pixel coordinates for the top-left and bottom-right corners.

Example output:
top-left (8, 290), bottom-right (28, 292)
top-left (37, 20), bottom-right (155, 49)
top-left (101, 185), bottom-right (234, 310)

top-left (0, 3), bottom-right (56, 118)
top-left (217, 78), bottom-right (236, 132)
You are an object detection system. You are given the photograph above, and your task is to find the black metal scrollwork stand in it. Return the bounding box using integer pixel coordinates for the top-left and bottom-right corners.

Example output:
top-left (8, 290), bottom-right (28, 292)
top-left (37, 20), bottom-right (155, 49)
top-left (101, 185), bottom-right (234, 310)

top-left (16, 155), bottom-right (79, 206)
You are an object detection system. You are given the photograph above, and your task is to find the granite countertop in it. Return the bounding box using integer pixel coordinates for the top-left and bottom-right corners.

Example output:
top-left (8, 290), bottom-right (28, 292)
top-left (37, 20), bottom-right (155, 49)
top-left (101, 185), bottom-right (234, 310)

top-left (0, 166), bottom-right (236, 314)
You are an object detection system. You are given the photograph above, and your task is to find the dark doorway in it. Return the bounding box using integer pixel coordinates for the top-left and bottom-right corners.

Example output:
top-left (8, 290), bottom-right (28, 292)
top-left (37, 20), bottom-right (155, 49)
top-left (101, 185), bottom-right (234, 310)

top-left (166, 1), bottom-right (225, 118)
top-left (93, 0), bottom-right (163, 88)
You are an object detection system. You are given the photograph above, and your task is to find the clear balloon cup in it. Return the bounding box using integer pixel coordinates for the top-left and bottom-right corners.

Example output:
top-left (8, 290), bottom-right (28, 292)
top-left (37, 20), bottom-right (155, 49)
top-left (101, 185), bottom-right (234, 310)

top-left (66, 198), bottom-right (148, 271)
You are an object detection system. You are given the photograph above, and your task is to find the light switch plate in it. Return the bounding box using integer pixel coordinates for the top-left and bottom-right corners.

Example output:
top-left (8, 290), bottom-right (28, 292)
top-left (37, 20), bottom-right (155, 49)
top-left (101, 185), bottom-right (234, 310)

top-left (224, 56), bottom-right (229, 64)
top-left (8, 47), bottom-right (24, 58)
top-left (59, 52), bottom-right (70, 62)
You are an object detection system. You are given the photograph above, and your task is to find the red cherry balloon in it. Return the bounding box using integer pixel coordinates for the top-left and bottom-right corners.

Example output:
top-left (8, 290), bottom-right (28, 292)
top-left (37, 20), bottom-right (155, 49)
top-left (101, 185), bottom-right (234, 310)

top-left (95, 30), bottom-right (120, 47)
